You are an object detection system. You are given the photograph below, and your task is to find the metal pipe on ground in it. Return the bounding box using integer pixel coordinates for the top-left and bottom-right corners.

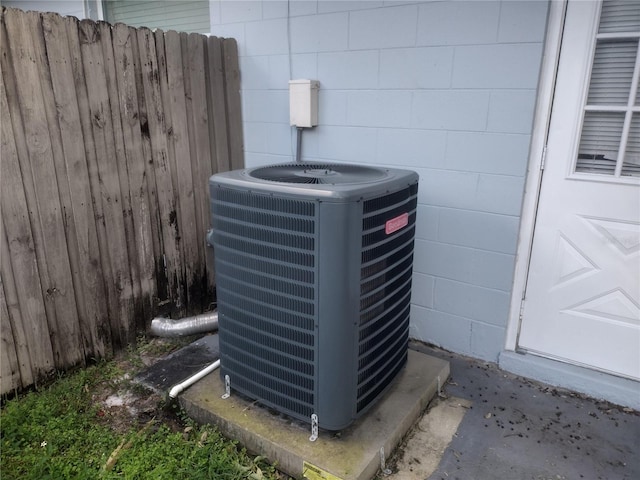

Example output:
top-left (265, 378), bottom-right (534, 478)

top-left (150, 311), bottom-right (219, 337)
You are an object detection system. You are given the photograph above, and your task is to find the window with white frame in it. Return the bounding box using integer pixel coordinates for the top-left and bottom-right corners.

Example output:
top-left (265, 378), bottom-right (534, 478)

top-left (576, 0), bottom-right (640, 177)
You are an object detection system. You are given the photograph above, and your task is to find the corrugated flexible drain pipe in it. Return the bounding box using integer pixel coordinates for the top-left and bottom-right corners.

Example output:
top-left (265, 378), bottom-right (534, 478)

top-left (150, 311), bottom-right (218, 337)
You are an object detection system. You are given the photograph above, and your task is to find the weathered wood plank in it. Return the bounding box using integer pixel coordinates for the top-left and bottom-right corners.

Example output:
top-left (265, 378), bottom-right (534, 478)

top-left (5, 9), bottom-right (82, 366)
top-left (206, 35), bottom-right (230, 174)
top-left (42, 12), bottom-right (108, 360)
top-left (0, 13), bottom-right (57, 354)
top-left (1, 51), bottom-right (39, 389)
top-left (154, 29), bottom-right (185, 313)
top-left (0, 223), bottom-right (37, 388)
top-left (187, 33), bottom-right (213, 301)
top-left (112, 23), bottom-right (155, 326)
top-left (0, 15), bottom-right (49, 384)
top-left (154, 31), bottom-right (179, 210)
top-left (100, 21), bottom-right (142, 341)
top-left (32, 11), bottom-right (86, 367)
top-left (180, 31), bottom-right (204, 284)
top-left (30, 10), bottom-right (86, 366)
top-left (186, 33), bottom-right (206, 250)
top-left (139, 28), bottom-right (181, 309)
top-left (180, 31), bottom-right (208, 310)
top-left (79, 19), bottom-right (134, 348)
top-left (165, 29), bottom-right (199, 310)
top-left (0, 273), bottom-right (21, 392)
top-left (222, 38), bottom-right (244, 171)
top-left (65, 16), bottom-right (114, 357)
top-left (130, 26), bottom-right (162, 320)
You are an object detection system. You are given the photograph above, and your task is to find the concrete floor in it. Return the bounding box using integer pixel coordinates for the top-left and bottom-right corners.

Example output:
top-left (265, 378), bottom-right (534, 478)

top-left (136, 336), bottom-right (640, 480)
top-left (411, 343), bottom-right (640, 480)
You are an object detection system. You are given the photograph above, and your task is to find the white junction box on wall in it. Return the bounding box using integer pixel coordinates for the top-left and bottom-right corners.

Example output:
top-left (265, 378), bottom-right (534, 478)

top-left (289, 79), bottom-right (319, 127)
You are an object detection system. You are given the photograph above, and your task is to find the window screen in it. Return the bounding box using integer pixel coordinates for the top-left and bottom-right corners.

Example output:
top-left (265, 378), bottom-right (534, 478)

top-left (576, 0), bottom-right (640, 177)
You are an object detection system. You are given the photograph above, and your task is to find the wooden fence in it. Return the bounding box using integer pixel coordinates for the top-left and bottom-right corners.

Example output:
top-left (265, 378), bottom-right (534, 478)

top-left (0, 7), bottom-right (243, 394)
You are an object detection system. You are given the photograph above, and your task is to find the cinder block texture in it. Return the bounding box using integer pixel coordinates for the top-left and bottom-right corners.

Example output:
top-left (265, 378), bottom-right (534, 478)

top-left (214, 0), bottom-right (549, 362)
top-left (219, 0), bottom-right (262, 24)
top-left (318, 51), bottom-right (379, 89)
top-left (242, 90), bottom-right (289, 123)
top-left (291, 13), bottom-right (349, 53)
top-left (471, 322), bottom-right (507, 360)
top-left (349, 5), bottom-right (418, 50)
top-left (437, 208), bottom-right (520, 254)
top-left (347, 91), bottom-right (412, 128)
top-left (376, 129), bottom-right (447, 168)
top-left (498, 0), bottom-right (550, 43)
top-left (316, 126), bottom-right (377, 162)
top-left (412, 273), bottom-right (435, 309)
top-left (319, 1), bottom-right (384, 14)
top-left (411, 90), bottom-right (491, 131)
top-left (445, 132), bottom-right (531, 176)
top-left (379, 47), bottom-right (454, 89)
top-left (318, 90), bottom-right (348, 125)
top-left (291, 53), bottom-right (318, 79)
top-left (245, 18), bottom-right (288, 55)
top-left (413, 239), bottom-right (515, 291)
top-left (488, 91), bottom-right (537, 134)
top-left (262, 1), bottom-right (288, 20)
top-left (434, 278), bottom-right (511, 326)
top-left (417, 1), bottom-right (500, 46)
top-left (452, 44), bottom-right (544, 89)
top-left (415, 206), bottom-right (439, 241)
top-left (411, 305), bottom-right (473, 355)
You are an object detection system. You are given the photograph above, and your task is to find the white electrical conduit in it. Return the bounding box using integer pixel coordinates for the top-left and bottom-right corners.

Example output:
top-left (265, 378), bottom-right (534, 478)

top-left (168, 359), bottom-right (221, 399)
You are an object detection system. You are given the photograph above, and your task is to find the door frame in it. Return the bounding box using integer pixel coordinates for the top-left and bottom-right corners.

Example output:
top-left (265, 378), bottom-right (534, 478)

top-left (503, 0), bottom-right (640, 408)
top-left (505, 0), bottom-right (568, 352)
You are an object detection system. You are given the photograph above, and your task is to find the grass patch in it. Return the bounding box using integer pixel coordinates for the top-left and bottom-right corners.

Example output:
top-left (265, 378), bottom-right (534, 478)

top-left (1, 341), bottom-right (281, 480)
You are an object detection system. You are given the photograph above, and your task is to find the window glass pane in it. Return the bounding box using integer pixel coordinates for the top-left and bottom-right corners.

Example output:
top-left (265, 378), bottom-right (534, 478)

top-left (576, 112), bottom-right (625, 175)
top-left (622, 114), bottom-right (640, 176)
top-left (599, 0), bottom-right (640, 34)
top-left (587, 39), bottom-right (637, 105)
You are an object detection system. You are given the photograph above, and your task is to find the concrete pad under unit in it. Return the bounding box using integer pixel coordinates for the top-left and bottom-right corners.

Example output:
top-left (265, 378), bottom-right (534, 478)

top-left (179, 350), bottom-right (450, 480)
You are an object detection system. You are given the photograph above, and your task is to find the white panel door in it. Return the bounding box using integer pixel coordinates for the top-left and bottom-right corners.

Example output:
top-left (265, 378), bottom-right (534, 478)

top-left (518, 0), bottom-right (640, 380)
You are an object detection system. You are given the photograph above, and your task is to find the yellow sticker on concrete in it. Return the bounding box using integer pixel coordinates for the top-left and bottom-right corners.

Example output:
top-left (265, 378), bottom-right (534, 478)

top-left (302, 461), bottom-right (343, 480)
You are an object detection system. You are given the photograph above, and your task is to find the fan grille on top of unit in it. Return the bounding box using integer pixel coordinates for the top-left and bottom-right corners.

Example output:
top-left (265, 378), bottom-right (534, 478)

top-left (249, 163), bottom-right (388, 184)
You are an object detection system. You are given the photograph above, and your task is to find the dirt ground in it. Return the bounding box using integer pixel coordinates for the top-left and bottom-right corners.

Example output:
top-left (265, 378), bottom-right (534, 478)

top-left (90, 337), bottom-right (195, 436)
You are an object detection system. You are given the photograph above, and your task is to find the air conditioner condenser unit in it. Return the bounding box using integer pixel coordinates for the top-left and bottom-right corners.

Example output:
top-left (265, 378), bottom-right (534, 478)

top-left (209, 163), bottom-right (419, 431)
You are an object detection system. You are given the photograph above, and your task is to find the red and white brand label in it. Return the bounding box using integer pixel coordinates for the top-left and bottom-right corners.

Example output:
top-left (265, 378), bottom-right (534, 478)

top-left (385, 213), bottom-right (409, 235)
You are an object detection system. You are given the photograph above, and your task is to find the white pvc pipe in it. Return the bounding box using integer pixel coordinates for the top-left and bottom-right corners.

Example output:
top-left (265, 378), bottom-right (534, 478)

top-left (168, 359), bottom-right (221, 399)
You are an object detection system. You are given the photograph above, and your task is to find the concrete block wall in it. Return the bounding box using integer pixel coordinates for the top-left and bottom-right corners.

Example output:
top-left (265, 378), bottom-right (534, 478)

top-left (210, 0), bottom-right (550, 362)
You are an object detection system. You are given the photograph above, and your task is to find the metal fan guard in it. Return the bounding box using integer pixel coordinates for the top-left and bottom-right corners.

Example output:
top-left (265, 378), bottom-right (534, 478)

top-left (248, 163), bottom-right (389, 185)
